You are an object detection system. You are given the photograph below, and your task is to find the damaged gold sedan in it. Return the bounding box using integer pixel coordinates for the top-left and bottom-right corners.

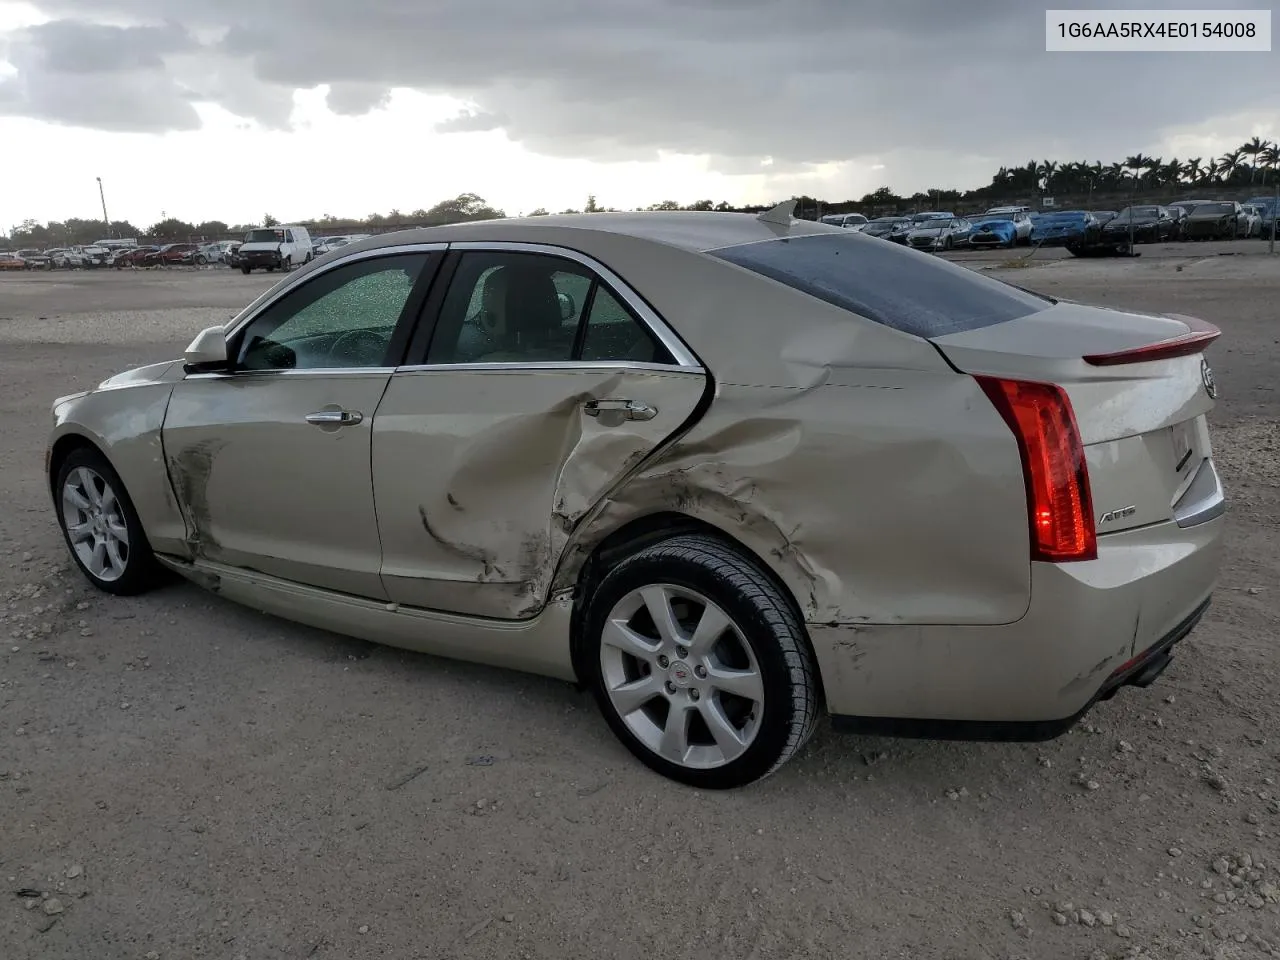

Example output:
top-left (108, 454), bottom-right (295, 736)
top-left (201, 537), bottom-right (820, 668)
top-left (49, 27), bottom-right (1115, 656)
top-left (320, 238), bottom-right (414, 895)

top-left (46, 203), bottom-right (1226, 788)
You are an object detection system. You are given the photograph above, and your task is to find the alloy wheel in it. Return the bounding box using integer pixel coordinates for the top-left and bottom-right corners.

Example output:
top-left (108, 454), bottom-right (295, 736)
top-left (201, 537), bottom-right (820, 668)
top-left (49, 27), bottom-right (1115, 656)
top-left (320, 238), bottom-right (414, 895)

top-left (60, 466), bottom-right (130, 582)
top-left (599, 583), bottom-right (765, 770)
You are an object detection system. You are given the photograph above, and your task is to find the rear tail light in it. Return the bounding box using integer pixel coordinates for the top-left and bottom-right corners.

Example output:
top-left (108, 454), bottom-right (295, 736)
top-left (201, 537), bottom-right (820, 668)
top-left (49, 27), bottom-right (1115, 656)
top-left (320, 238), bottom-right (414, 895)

top-left (976, 376), bottom-right (1097, 563)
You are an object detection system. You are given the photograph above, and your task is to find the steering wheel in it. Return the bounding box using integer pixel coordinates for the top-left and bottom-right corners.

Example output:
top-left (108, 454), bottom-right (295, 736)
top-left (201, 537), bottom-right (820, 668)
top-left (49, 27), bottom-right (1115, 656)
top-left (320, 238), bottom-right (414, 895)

top-left (329, 329), bottom-right (388, 366)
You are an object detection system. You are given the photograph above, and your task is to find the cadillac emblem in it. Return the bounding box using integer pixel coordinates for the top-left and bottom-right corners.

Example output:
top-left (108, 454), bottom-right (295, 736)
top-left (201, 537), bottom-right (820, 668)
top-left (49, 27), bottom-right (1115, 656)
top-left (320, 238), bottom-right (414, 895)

top-left (1200, 356), bottom-right (1217, 400)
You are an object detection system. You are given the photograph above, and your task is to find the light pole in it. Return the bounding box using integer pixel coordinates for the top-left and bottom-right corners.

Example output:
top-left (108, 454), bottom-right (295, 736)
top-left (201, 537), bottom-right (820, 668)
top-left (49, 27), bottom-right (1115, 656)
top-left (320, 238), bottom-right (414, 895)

top-left (96, 177), bottom-right (110, 238)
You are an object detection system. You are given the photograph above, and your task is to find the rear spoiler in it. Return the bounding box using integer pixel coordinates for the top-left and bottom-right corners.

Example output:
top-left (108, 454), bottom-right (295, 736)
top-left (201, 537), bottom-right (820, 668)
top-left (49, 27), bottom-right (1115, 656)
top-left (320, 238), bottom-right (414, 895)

top-left (1082, 315), bottom-right (1221, 366)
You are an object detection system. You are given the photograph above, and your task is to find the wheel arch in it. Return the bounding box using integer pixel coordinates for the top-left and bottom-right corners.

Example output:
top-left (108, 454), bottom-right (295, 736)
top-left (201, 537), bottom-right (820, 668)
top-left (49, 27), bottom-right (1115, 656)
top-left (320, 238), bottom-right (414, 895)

top-left (565, 511), bottom-right (824, 703)
top-left (47, 429), bottom-right (106, 499)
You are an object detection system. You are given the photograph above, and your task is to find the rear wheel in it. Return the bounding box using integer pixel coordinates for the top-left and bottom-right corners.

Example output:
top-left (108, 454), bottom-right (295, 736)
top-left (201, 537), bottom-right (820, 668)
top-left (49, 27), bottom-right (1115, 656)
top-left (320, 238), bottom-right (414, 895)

top-left (55, 447), bottom-right (167, 596)
top-left (241, 266), bottom-right (251, 274)
top-left (582, 534), bottom-right (820, 789)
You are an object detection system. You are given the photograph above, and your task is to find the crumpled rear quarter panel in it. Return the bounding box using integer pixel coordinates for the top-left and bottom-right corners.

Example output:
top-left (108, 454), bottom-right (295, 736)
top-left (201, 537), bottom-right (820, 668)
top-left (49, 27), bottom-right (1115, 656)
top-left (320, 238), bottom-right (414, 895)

top-left (556, 375), bottom-right (1031, 627)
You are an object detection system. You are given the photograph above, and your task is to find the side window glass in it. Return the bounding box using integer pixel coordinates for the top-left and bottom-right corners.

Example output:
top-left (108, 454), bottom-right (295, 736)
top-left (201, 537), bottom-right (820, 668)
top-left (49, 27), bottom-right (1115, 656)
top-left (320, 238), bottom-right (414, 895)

top-left (284, 230), bottom-right (294, 243)
top-left (425, 252), bottom-right (586, 364)
top-left (580, 287), bottom-right (669, 364)
top-left (235, 253), bottom-right (428, 371)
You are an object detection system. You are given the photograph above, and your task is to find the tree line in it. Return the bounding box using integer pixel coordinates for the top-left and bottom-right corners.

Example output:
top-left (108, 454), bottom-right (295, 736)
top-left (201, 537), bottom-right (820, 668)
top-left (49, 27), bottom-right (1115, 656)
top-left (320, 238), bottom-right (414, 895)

top-left (8, 136), bottom-right (1278, 246)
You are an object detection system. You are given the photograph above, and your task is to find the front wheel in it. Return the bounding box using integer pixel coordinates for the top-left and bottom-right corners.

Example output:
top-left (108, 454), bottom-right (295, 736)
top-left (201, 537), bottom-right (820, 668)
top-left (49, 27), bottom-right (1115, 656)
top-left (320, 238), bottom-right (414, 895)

top-left (241, 266), bottom-right (251, 274)
top-left (581, 534), bottom-right (820, 789)
top-left (55, 447), bottom-right (167, 596)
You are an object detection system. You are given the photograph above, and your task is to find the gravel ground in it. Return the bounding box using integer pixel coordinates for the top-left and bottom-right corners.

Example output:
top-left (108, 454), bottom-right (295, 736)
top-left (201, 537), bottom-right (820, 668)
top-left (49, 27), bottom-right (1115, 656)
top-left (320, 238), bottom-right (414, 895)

top-left (1, 255), bottom-right (1278, 960)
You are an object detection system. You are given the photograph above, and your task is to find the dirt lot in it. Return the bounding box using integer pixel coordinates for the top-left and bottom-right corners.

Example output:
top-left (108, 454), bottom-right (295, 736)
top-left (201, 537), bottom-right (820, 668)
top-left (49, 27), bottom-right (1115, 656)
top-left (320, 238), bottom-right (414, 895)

top-left (2, 251), bottom-right (1278, 960)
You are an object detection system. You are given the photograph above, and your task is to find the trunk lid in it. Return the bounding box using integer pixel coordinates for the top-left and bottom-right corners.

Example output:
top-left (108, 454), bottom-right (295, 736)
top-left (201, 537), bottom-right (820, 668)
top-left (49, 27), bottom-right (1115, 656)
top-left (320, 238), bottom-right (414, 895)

top-left (931, 301), bottom-right (1218, 534)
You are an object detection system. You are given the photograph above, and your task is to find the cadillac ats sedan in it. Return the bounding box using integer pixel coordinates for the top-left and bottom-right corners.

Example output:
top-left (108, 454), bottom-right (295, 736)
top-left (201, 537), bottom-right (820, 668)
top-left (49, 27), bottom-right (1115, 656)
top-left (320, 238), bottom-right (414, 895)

top-left (47, 206), bottom-right (1226, 788)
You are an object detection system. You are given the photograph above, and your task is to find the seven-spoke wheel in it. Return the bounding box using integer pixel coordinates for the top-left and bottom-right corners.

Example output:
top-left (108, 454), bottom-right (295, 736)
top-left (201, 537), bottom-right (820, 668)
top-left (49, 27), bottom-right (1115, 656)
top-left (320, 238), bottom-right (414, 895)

top-left (583, 534), bottom-right (819, 788)
top-left (600, 583), bottom-right (766, 770)
top-left (55, 447), bottom-right (165, 595)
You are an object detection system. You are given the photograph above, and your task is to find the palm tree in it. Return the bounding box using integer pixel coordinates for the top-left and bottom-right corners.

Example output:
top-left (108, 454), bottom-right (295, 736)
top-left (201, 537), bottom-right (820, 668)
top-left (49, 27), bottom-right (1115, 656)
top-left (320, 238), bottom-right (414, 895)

top-left (1183, 157), bottom-right (1205, 186)
top-left (1240, 136), bottom-right (1267, 184)
top-left (1123, 154), bottom-right (1153, 192)
top-left (1040, 160), bottom-right (1059, 193)
top-left (1257, 142), bottom-right (1278, 187)
top-left (1218, 150), bottom-right (1245, 185)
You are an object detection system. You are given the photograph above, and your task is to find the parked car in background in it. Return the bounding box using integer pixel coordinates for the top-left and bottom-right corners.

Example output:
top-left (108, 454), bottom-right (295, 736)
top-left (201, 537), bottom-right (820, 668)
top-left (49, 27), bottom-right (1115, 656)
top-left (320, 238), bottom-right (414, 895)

top-left (195, 240), bottom-right (240, 265)
top-left (1101, 205), bottom-right (1177, 246)
top-left (16, 249), bottom-right (54, 269)
top-left (966, 214), bottom-right (1019, 248)
top-left (44, 209), bottom-right (1227, 788)
top-left (146, 243), bottom-right (201, 266)
top-left (45, 248), bottom-right (85, 269)
top-left (983, 208), bottom-right (1034, 244)
top-left (861, 217), bottom-right (912, 241)
top-left (1090, 210), bottom-right (1118, 225)
top-left (1244, 196), bottom-right (1278, 235)
top-left (113, 246), bottom-right (160, 268)
top-left (0, 251), bottom-right (26, 270)
top-left (906, 216), bottom-right (972, 252)
top-left (239, 225), bottom-right (313, 273)
top-left (819, 213), bottom-right (869, 231)
top-left (1031, 210), bottom-right (1103, 248)
top-left (1182, 201), bottom-right (1247, 240)
top-left (1241, 204), bottom-right (1269, 238)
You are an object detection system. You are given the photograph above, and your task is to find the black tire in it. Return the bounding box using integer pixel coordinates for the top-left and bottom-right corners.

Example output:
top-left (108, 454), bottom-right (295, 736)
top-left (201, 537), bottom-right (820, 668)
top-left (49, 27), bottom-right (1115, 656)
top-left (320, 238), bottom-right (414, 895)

top-left (195, 254), bottom-right (207, 265)
top-left (54, 446), bottom-right (168, 596)
top-left (581, 534), bottom-right (820, 789)
top-left (241, 266), bottom-right (251, 274)
top-left (283, 256), bottom-right (292, 271)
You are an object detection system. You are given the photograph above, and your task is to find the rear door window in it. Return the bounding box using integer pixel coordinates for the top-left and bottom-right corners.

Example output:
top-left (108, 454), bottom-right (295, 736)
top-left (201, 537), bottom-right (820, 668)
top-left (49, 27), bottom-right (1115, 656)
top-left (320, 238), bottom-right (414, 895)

top-left (709, 233), bottom-right (1052, 338)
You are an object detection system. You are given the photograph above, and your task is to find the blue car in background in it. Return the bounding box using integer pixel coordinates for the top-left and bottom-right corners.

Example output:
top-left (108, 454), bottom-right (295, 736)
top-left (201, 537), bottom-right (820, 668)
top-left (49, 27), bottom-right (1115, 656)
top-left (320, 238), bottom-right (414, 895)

top-left (966, 214), bottom-right (1019, 248)
top-left (1031, 210), bottom-right (1103, 248)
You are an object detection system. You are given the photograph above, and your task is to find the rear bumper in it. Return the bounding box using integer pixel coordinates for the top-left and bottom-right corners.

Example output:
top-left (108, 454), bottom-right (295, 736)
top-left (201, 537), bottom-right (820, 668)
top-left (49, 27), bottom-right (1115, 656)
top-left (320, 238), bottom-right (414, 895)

top-left (813, 509), bottom-right (1224, 737)
top-left (829, 598), bottom-right (1209, 741)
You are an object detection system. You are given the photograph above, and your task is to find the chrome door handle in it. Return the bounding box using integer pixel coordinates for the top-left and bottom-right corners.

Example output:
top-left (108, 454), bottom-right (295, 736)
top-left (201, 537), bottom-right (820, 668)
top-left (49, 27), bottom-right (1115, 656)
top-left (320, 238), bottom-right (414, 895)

top-left (305, 409), bottom-right (363, 426)
top-left (583, 399), bottom-right (657, 422)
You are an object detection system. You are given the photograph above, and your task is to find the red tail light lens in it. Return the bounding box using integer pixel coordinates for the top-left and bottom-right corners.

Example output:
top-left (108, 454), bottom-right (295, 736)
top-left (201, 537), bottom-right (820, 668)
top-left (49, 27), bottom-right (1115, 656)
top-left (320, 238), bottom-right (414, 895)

top-left (976, 376), bottom-right (1097, 563)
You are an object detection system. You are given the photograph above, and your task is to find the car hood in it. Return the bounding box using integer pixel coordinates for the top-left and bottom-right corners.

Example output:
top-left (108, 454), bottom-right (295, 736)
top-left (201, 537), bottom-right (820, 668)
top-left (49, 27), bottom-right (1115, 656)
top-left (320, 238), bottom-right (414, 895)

top-left (1186, 211), bottom-right (1234, 221)
top-left (240, 241), bottom-right (283, 252)
top-left (909, 226), bottom-right (946, 236)
top-left (1105, 217), bottom-right (1158, 227)
top-left (98, 359), bottom-right (185, 391)
top-left (973, 220), bottom-right (1015, 229)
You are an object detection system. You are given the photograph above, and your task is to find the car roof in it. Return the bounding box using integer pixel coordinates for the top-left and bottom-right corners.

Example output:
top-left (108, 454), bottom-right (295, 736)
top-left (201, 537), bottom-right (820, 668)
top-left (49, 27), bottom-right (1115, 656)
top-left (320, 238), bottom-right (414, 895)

top-left (342, 211), bottom-right (840, 257)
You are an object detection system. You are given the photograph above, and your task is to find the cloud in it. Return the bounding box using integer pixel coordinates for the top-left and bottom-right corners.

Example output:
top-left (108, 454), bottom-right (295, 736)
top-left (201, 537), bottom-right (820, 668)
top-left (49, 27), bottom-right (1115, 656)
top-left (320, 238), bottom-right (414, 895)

top-left (325, 82), bottom-right (392, 116)
top-left (435, 109), bottom-right (508, 134)
top-left (0, 18), bottom-right (201, 132)
top-left (4, 0), bottom-right (1278, 188)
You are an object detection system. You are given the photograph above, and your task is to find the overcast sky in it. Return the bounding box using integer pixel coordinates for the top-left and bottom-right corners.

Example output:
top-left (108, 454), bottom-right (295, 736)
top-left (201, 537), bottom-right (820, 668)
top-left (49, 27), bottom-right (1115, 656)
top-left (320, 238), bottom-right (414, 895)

top-left (1, 0), bottom-right (1276, 230)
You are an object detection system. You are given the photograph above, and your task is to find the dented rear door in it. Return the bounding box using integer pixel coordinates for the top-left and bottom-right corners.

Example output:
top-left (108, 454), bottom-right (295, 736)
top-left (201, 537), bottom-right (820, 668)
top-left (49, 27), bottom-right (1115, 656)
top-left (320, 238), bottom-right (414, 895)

top-left (372, 363), bottom-right (706, 619)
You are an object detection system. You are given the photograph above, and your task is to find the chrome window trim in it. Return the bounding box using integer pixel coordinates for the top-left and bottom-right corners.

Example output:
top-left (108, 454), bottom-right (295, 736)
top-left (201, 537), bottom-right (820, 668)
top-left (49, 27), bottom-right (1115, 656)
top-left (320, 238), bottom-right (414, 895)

top-left (222, 243), bottom-right (449, 343)
top-left (184, 367), bottom-right (396, 381)
top-left (393, 360), bottom-right (702, 375)
top-left (446, 240), bottom-right (701, 369)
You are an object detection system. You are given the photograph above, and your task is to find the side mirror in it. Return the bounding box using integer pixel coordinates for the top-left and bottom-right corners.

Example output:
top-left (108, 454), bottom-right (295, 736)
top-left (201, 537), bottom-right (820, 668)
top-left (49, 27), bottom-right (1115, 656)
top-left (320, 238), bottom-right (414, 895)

top-left (184, 325), bottom-right (230, 373)
top-left (557, 291), bottom-right (576, 321)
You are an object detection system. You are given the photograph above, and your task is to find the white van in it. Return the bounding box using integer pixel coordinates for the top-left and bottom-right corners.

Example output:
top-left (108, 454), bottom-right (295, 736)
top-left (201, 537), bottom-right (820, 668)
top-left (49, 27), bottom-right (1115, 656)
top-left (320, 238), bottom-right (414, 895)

top-left (238, 225), bottom-right (313, 274)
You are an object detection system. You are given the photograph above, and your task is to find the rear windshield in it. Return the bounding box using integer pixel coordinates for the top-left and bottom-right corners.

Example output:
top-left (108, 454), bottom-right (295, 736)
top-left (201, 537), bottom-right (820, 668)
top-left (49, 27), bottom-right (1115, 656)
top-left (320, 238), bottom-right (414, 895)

top-left (711, 233), bottom-right (1052, 338)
